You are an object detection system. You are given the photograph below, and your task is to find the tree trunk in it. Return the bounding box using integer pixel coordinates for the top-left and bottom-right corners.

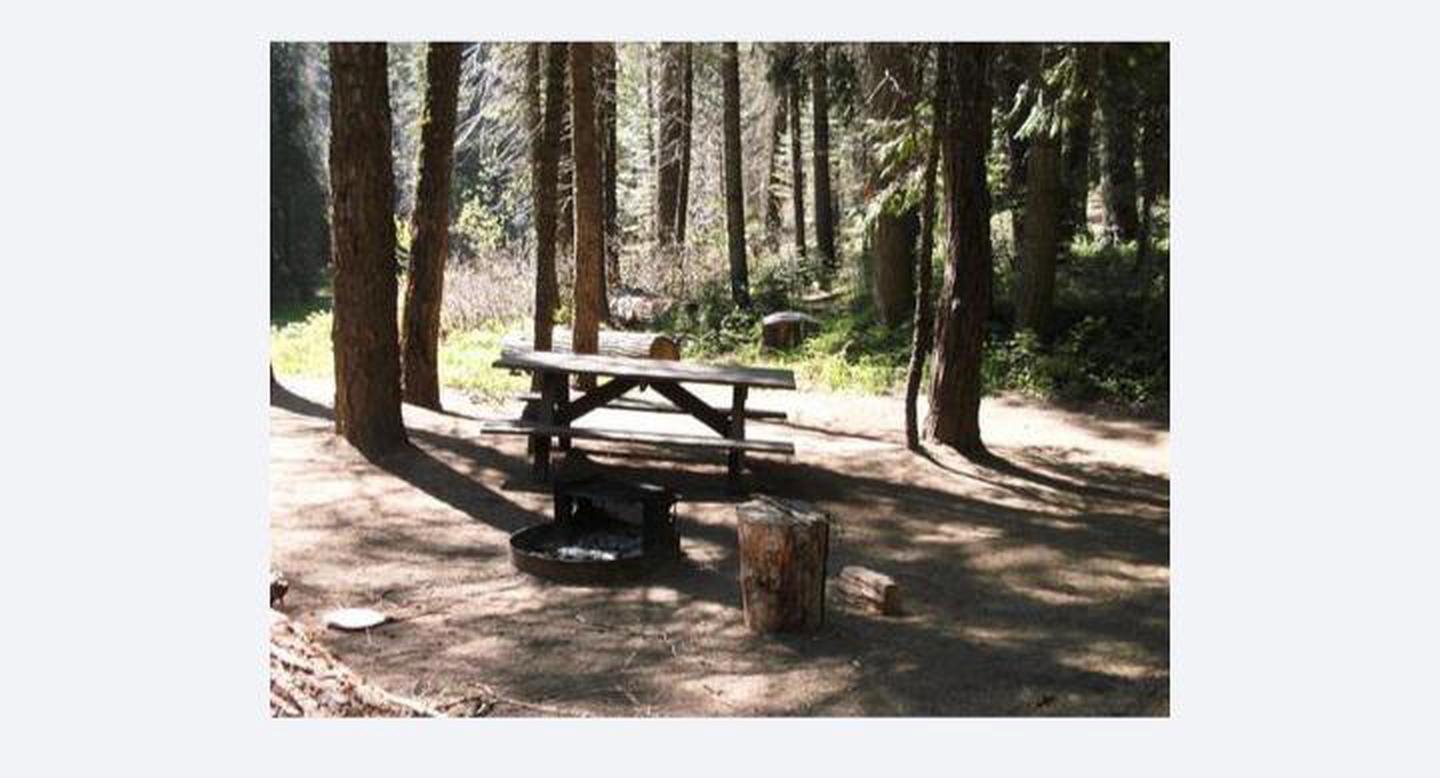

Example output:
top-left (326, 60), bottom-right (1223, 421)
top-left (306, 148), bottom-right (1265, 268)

top-left (1136, 43), bottom-right (1169, 270)
top-left (925, 44), bottom-right (992, 458)
top-left (655, 43), bottom-right (685, 248)
top-left (1098, 44), bottom-right (1139, 242)
top-left (904, 46), bottom-right (949, 451)
top-left (1062, 44), bottom-right (1098, 240)
top-left (400, 43), bottom-right (461, 411)
top-left (721, 43), bottom-right (750, 308)
top-left (864, 43), bottom-right (919, 326)
top-left (598, 42), bottom-right (620, 312)
top-left (736, 497), bottom-right (830, 634)
top-left (569, 43), bottom-right (603, 391)
top-left (675, 44), bottom-right (694, 244)
top-left (999, 44), bottom-right (1038, 273)
top-left (530, 45), bottom-right (566, 363)
top-left (764, 86), bottom-right (787, 252)
top-left (1016, 129), bottom-right (1060, 336)
top-left (327, 43), bottom-right (407, 457)
top-left (645, 44), bottom-right (657, 185)
top-left (810, 44), bottom-right (836, 268)
top-left (788, 74), bottom-right (807, 258)
top-left (556, 52), bottom-right (574, 255)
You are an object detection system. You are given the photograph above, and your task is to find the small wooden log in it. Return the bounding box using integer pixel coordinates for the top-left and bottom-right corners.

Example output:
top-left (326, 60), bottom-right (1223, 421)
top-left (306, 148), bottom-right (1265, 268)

top-left (835, 565), bottom-right (902, 616)
top-left (761, 311), bottom-right (820, 350)
top-left (736, 496), bottom-right (830, 634)
top-left (502, 328), bottom-right (681, 361)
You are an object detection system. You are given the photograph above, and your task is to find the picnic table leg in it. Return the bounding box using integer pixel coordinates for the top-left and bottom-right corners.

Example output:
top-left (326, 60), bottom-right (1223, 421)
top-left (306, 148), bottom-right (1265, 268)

top-left (557, 374), bottom-right (571, 451)
top-left (728, 385), bottom-right (748, 489)
top-left (532, 372), bottom-right (562, 482)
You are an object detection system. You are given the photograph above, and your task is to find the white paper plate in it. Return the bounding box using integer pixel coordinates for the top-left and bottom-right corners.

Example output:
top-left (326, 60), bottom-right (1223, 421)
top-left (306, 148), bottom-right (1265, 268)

top-left (322, 607), bottom-right (389, 631)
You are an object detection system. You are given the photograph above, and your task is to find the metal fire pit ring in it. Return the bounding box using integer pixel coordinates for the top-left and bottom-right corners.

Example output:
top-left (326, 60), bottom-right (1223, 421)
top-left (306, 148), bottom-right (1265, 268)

top-left (509, 519), bottom-right (674, 585)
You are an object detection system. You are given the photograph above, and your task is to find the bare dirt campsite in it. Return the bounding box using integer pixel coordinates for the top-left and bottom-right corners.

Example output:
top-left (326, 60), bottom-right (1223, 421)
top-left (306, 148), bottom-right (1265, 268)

top-left (270, 40), bottom-right (1170, 718)
top-left (270, 376), bottom-right (1168, 716)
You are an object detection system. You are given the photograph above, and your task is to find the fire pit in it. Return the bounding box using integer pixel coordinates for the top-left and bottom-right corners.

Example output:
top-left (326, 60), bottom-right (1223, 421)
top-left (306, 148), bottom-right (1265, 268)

top-left (510, 471), bottom-right (680, 584)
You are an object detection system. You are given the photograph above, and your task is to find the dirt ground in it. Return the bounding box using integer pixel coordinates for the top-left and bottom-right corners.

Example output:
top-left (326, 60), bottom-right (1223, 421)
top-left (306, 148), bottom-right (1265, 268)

top-left (270, 375), bottom-right (1169, 716)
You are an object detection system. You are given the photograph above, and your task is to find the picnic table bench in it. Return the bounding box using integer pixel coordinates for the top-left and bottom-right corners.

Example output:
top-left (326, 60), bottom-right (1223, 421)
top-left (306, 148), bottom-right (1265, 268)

top-left (482, 349), bottom-right (797, 484)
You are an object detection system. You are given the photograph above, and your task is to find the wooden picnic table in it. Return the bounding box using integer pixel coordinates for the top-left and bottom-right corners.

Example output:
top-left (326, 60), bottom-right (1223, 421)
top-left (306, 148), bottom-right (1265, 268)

top-left (482, 349), bottom-right (797, 484)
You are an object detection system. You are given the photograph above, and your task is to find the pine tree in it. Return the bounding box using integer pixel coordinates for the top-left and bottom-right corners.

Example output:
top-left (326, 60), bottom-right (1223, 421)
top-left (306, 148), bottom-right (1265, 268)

top-left (327, 43), bottom-right (407, 456)
top-left (400, 42), bottom-right (462, 410)
top-left (569, 43), bottom-right (604, 388)
top-left (925, 44), bottom-right (993, 457)
top-left (721, 42), bottom-right (750, 307)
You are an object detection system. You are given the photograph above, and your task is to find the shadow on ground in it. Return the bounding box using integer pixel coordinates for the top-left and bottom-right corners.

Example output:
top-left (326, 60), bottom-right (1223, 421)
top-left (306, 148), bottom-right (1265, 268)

top-left (270, 376), bottom-right (1169, 717)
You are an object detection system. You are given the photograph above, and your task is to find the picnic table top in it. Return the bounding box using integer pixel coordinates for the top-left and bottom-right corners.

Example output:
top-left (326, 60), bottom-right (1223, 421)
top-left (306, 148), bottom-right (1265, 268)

top-left (494, 348), bottom-right (797, 390)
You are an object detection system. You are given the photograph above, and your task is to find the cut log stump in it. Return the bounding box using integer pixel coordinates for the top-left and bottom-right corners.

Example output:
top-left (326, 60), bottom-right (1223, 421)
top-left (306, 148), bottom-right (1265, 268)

top-left (835, 565), bottom-right (902, 616)
top-left (502, 328), bottom-right (681, 361)
top-left (736, 496), bottom-right (830, 634)
top-left (761, 311), bottom-right (820, 351)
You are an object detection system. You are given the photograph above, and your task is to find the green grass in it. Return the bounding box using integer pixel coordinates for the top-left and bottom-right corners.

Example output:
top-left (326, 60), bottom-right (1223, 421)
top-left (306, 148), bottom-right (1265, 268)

top-left (269, 310), bottom-right (527, 404)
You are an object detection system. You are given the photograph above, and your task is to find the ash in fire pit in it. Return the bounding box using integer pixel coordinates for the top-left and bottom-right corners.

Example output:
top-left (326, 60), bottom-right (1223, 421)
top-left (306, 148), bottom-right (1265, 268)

top-left (510, 465), bottom-right (679, 584)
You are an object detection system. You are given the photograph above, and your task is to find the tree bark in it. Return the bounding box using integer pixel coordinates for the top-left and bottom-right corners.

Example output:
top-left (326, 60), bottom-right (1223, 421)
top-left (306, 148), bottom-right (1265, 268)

top-left (788, 72), bottom-right (808, 258)
top-left (531, 43), bottom-right (566, 362)
top-left (1016, 128), bottom-right (1060, 336)
top-left (764, 86), bottom-right (787, 252)
top-left (400, 42), bottom-right (461, 411)
top-left (864, 43), bottom-right (919, 326)
top-left (1098, 44), bottom-right (1139, 242)
top-left (736, 497), bottom-right (830, 634)
top-left (598, 42), bottom-right (620, 312)
top-left (569, 43), bottom-right (603, 390)
top-left (655, 43), bottom-right (685, 248)
top-left (327, 43), bottom-right (407, 457)
top-left (675, 44), bottom-right (694, 244)
top-left (721, 43), bottom-right (750, 308)
top-left (904, 46), bottom-right (948, 451)
top-left (925, 44), bottom-right (992, 458)
top-left (1136, 42), bottom-right (1169, 269)
top-left (810, 44), bottom-right (836, 268)
top-left (556, 52), bottom-right (574, 255)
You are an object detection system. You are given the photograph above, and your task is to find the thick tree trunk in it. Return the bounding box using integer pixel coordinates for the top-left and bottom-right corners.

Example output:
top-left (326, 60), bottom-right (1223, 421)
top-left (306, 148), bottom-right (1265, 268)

top-left (925, 44), bottom-right (992, 457)
top-left (655, 43), bottom-right (685, 248)
top-left (1098, 44), bottom-right (1139, 242)
top-left (1016, 130), bottom-right (1060, 336)
top-left (810, 44), bottom-right (836, 268)
top-left (675, 44), bottom-right (694, 244)
top-left (764, 87), bottom-right (787, 252)
top-left (598, 43), bottom-right (620, 312)
top-left (788, 74), bottom-right (807, 258)
top-left (400, 43), bottom-right (461, 411)
top-left (865, 43), bottom-right (919, 326)
top-left (531, 44), bottom-right (566, 360)
top-left (327, 43), bottom-right (407, 457)
top-left (1062, 44), bottom-right (1098, 240)
top-left (721, 43), bottom-right (750, 308)
top-left (904, 47), bottom-right (948, 451)
top-left (569, 43), bottom-right (603, 390)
